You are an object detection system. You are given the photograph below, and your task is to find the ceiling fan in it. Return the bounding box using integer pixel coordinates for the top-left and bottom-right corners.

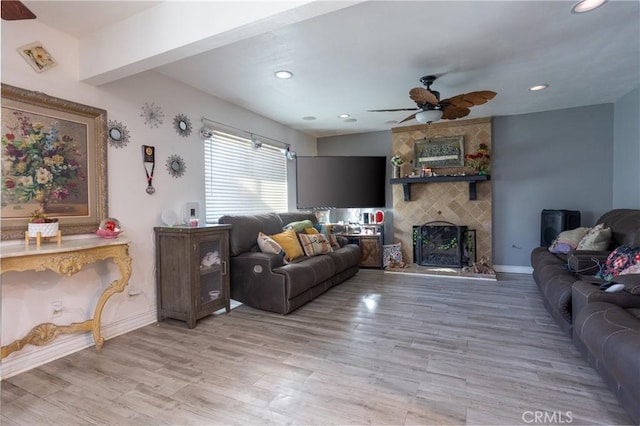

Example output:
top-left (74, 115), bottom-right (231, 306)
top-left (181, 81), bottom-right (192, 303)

top-left (1, 0), bottom-right (36, 21)
top-left (368, 75), bottom-right (496, 124)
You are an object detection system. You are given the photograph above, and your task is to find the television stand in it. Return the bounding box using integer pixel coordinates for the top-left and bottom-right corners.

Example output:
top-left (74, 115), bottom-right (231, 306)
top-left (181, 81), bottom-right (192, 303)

top-left (343, 224), bottom-right (384, 268)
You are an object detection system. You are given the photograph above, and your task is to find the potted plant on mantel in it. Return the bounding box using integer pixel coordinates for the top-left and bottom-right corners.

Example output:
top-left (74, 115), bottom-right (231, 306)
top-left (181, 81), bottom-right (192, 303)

top-left (464, 143), bottom-right (491, 175)
top-left (390, 155), bottom-right (404, 179)
top-left (27, 208), bottom-right (59, 238)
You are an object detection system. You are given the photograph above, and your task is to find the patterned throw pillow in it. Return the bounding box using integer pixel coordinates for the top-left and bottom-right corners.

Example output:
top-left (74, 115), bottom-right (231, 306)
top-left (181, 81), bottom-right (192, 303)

top-left (257, 232), bottom-right (289, 263)
top-left (548, 227), bottom-right (589, 254)
top-left (382, 242), bottom-right (402, 268)
top-left (298, 233), bottom-right (333, 256)
top-left (596, 245), bottom-right (640, 281)
top-left (317, 224), bottom-right (340, 249)
top-left (269, 229), bottom-right (305, 261)
top-left (576, 223), bottom-right (612, 251)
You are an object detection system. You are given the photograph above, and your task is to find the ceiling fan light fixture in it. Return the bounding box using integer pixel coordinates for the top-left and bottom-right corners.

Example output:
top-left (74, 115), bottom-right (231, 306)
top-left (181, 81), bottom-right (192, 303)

top-left (415, 109), bottom-right (443, 124)
top-left (571, 0), bottom-right (607, 13)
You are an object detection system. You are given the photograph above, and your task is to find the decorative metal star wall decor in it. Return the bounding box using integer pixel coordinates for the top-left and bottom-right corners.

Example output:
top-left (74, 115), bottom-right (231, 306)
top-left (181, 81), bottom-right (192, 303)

top-left (166, 154), bottom-right (186, 178)
top-left (107, 120), bottom-right (130, 149)
top-left (173, 113), bottom-right (192, 137)
top-left (140, 102), bottom-right (164, 128)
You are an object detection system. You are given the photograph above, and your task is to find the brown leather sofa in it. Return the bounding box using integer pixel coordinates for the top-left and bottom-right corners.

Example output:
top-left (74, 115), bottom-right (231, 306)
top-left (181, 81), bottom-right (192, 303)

top-left (531, 209), bottom-right (640, 424)
top-left (531, 209), bottom-right (640, 335)
top-left (572, 281), bottom-right (640, 425)
top-left (218, 212), bottom-right (361, 314)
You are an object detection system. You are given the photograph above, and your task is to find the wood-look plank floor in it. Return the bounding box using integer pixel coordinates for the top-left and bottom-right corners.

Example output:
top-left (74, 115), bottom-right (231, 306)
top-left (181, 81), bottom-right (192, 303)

top-left (1, 271), bottom-right (634, 425)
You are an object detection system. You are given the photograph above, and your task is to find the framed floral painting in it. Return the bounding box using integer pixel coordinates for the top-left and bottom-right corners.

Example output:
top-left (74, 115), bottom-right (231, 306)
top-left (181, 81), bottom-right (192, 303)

top-left (1, 84), bottom-right (108, 240)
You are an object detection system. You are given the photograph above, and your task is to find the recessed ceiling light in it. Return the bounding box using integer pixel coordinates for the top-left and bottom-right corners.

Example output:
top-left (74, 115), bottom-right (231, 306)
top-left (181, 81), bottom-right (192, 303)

top-left (571, 0), bottom-right (607, 13)
top-left (384, 120), bottom-right (398, 125)
top-left (529, 84), bottom-right (549, 91)
top-left (302, 116), bottom-right (316, 121)
top-left (338, 114), bottom-right (350, 119)
top-left (274, 70), bottom-right (293, 79)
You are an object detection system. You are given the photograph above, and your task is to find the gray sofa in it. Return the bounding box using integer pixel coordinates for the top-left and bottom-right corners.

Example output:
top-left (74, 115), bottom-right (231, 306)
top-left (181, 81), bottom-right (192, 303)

top-left (531, 209), bottom-right (640, 424)
top-left (218, 212), bottom-right (361, 314)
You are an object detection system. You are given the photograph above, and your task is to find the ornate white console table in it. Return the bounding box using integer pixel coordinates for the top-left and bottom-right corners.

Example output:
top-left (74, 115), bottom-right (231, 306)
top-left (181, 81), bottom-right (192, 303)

top-left (0, 237), bottom-right (132, 359)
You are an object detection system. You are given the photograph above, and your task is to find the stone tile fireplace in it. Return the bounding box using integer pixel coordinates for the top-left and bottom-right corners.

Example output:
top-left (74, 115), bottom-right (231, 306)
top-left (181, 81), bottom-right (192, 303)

top-left (391, 117), bottom-right (492, 265)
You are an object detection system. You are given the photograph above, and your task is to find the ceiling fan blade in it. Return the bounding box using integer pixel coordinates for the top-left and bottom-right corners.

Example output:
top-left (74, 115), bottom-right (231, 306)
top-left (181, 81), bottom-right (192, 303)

top-left (442, 90), bottom-right (497, 108)
top-left (1, 0), bottom-right (36, 20)
top-left (441, 105), bottom-right (471, 120)
top-left (367, 108), bottom-right (419, 112)
top-left (398, 112), bottom-right (418, 124)
top-left (409, 87), bottom-right (439, 106)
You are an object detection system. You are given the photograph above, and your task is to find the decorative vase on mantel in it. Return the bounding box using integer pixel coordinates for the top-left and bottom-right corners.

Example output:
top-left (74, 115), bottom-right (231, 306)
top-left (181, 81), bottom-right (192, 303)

top-left (393, 165), bottom-right (401, 179)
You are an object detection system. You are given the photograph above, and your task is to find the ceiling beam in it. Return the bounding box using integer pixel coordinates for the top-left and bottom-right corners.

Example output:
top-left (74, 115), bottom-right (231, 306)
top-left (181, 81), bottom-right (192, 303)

top-left (79, 1), bottom-right (363, 85)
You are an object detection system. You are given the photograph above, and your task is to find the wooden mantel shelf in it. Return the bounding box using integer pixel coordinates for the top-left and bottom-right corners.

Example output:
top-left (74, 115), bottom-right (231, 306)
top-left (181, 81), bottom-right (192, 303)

top-left (390, 174), bottom-right (491, 201)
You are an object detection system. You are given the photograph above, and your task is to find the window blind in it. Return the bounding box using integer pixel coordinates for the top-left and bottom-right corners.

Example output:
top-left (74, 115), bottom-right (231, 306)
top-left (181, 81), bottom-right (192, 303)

top-left (204, 129), bottom-right (287, 222)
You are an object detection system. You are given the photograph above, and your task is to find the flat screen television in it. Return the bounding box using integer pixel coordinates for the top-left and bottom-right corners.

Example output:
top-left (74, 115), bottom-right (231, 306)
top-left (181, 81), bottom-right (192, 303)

top-left (296, 156), bottom-right (386, 209)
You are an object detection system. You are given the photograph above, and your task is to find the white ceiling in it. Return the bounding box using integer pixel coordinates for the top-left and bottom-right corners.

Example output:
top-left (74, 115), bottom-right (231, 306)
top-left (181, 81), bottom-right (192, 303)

top-left (22, 0), bottom-right (640, 138)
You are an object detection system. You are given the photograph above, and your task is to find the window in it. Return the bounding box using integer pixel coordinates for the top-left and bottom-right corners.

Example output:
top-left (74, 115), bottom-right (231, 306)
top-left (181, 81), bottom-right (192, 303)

top-left (204, 129), bottom-right (287, 222)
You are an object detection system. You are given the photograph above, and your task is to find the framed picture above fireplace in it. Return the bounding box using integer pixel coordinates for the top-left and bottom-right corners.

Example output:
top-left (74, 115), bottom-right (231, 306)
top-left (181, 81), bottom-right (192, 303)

top-left (413, 135), bottom-right (464, 168)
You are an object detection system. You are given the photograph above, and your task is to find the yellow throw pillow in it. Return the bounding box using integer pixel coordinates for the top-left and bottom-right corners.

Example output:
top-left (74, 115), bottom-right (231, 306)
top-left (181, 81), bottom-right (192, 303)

top-left (298, 233), bottom-right (333, 256)
top-left (270, 229), bottom-right (304, 261)
top-left (304, 227), bottom-right (320, 234)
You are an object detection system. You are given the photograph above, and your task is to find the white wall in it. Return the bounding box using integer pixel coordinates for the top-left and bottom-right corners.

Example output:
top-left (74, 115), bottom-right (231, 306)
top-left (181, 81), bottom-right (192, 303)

top-left (1, 19), bottom-right (316, 378)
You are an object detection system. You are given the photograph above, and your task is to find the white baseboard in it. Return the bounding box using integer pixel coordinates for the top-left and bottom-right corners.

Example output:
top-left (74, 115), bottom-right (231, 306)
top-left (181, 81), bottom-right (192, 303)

top-left (1, 310), bottom-right (157, 380)
top-left (494, 265), bottom-right (533, 274)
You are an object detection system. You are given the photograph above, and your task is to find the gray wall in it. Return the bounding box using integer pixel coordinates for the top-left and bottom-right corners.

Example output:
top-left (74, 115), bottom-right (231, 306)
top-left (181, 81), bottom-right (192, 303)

top-left (613, 86), bottom-right (640, 208)
top-left (492, 104), bottom-right (614, 267)
top-left (318, 98), bottom-right (638, 267)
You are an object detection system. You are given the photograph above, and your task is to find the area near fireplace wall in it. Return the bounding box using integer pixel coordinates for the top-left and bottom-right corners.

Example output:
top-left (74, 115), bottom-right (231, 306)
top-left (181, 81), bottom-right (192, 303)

top-left (391, 117), bottom-right (492, 264)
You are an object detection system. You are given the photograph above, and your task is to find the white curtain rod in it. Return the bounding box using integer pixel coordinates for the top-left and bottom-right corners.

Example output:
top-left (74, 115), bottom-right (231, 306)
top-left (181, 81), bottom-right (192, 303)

top-left (200, 117), bottom-right (290, 149)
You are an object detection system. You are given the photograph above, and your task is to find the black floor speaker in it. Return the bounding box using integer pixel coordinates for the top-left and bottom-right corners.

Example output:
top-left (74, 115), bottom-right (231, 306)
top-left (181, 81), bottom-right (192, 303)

top-left (540, 209), bottom-right (581, 247)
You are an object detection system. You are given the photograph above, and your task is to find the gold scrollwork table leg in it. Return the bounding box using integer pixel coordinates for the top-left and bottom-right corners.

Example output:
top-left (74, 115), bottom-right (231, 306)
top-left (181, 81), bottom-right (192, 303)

top-left (91, 244), bottom-right (132, 350)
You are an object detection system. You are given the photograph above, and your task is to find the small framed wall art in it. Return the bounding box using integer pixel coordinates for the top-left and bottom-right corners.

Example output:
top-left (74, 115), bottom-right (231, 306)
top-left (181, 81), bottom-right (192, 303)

top-left (17, 42), bottom-right (57, 73)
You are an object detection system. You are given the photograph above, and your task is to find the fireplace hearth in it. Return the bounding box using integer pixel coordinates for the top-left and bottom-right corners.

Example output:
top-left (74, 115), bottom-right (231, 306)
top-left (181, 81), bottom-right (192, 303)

top-left (413, 221), bottom-right (476, 268)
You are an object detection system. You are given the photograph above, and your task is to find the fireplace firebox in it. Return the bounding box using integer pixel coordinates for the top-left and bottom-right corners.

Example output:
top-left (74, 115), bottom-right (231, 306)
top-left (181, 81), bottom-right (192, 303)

top-left (413, 221), bottom-right (476, 268)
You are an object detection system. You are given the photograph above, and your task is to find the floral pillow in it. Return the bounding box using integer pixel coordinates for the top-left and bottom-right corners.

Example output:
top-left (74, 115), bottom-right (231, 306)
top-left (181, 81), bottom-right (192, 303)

top-left (596, 245), bottom-right (640, 281)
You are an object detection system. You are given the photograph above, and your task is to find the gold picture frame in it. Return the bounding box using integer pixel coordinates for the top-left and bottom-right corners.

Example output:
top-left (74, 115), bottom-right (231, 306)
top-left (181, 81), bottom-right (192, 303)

top-left (414, 135), bottom-right (464, 168)
top-left (1, 84), bottom-right (108, 240)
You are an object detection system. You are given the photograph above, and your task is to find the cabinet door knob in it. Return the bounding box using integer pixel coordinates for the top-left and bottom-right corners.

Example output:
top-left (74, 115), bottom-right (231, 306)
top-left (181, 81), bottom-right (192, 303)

top-left (222, 260), bottom-right (227, 276)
